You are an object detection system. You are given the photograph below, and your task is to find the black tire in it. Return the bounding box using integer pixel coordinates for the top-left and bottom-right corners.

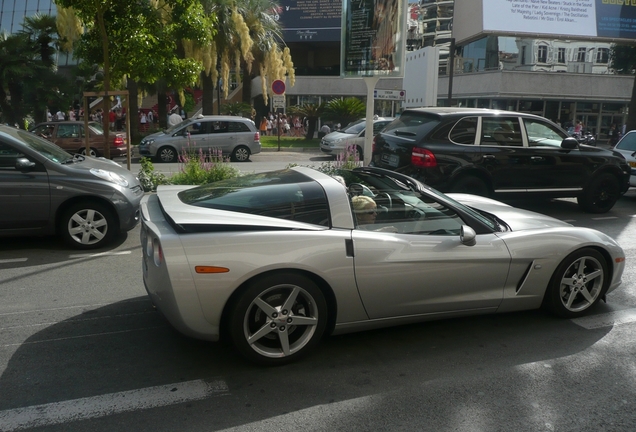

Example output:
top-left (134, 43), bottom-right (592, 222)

top-left (543, 248), bottom-right (608, 318)
top-left (577, 173), bottom-right (620, 213)
top-left (79, 147), bottom-right (99, 157)
top-left (451, 175), bottom-right (489, 196)
top-left (355, 145), bottom-right (363, 159)
top-left (59, 201), bottom-right (118, 249)
top-left (231, 145), bottom-right (250, 162)
top-left (157, 146), bottom-right (178, 163)
top-left (229, 272), bottom-right (328, 365)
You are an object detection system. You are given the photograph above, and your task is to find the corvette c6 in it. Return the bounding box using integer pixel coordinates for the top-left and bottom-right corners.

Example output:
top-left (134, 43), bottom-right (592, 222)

top-left (140, 166), bottom-right (625, 365)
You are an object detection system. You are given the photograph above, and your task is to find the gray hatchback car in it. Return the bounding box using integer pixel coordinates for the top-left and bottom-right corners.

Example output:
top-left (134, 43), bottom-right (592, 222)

top-left (0, 125), bottom-right (144, 249)
top-left (139, 115), bottom-right (262, 163)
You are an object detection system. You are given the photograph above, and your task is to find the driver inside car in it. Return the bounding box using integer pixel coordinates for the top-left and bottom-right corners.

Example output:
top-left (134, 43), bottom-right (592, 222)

top-left (351, 195), bottom-right (397, 232)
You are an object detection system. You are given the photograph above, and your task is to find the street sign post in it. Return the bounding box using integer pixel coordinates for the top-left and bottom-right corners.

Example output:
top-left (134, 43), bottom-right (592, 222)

top-left (373, 89), bottom-right (406, 100)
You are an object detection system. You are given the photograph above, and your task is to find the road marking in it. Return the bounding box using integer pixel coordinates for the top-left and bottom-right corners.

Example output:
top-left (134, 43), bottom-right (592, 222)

top-left (69, 251), bottom-right (132, 258)
top-left (0, 258), bottom-right (27, 264)
top-left (0, 326), bottom-right (167, 348)
top-left (0, 379), bottom-right (228, 431)
top-left (571, 309), bottom-right (636, 330)
top-left (590, 216), bottom-right (618, 220)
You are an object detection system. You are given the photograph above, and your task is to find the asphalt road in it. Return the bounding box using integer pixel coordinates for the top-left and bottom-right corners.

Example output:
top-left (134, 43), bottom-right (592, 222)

top-left (1, 159), bottom-right (636, 431)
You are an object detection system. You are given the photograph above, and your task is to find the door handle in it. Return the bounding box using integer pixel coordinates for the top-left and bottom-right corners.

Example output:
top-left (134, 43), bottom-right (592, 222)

top-left (482, 154), bottom-right (496, 159)
top-left (531, 156), bottom-right (544, 161)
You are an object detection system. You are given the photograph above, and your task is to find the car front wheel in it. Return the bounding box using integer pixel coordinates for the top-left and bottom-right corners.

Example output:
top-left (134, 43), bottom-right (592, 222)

top-left (229, 273), bottom-right (328, 365)
top-left (59, 201), bottom-right (117, 249)
top-left (578, 173), bottom-right (620, 213)
top-left (157, 146), bottom-right (178, 163)
top-left (543, 248), bottom-right (608, 318)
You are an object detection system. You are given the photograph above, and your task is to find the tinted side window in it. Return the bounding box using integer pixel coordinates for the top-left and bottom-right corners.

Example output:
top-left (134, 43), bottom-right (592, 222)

top-left (523, 118), bottom-right (567, 147)
top-left (449, 117), bottom-right (478, 144)
top-left (228, 122), bottom-right (250, 133)
top-left (210, 122), bottom-right (229, 133)
top-left (480, 117), bottom-right (522, 146)
top-left (179, 171), bottom-right (330, 227)
top-left (58, 124), bottom-right (80, 138)
top-left (0, 142), bottom-right (24, 168)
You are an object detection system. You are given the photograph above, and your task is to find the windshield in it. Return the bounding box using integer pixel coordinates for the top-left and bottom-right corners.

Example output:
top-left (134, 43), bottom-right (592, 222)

top-left (343, 119), bottom-right (366, 134)
top-left (616, 132), bottom-right (636, 151)
top-left (12, 129), bottom-right (73, 163)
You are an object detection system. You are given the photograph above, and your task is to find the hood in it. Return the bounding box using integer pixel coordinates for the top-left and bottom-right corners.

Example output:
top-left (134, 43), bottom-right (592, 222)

top-left (448, 193), bottom-right (572, 231)
top-left (56, 156), bottom-right (139, 184)
top-left (156, 186), bottom-right (326, 230)
top-left (322, 131), bottom-right (357, 143)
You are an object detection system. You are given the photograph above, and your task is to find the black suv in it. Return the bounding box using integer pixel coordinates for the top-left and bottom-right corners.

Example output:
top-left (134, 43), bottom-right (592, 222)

top-left (373, 108), bottom-right (630, 213)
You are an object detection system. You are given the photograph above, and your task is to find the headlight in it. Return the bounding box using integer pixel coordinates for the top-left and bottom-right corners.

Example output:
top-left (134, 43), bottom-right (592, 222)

top-left (90, 168), bottom-right (129, 187)
top-left (141, 139), bottom-right (154, 146)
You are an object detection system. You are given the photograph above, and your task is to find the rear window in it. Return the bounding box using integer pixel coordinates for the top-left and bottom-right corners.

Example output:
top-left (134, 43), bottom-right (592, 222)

top-left (381, 112), bottom-right (440, 140)
top-left (178, 170), bottom-right (330, 226)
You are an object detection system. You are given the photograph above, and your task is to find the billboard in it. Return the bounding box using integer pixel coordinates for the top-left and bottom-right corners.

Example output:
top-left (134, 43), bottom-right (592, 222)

top-left (340, 0), bottom-right (407, 77)
top-left (277, 0), bottom-right (343, 42)
top-left (454, 0), bottom-right (636, 45)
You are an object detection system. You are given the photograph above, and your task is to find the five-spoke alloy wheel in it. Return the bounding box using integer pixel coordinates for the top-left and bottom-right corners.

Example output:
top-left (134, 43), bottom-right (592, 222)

top-left (229, 273), bottom-right (327, 365)
top-left (544, 248), bottom-right (608, 318)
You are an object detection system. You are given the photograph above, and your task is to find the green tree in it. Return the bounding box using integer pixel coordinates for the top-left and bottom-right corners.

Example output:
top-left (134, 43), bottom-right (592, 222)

top-left (610, 44), bottom-right (636, 132)
top-left (322, 97), bottom-right (366, 128)
top-left (55, 0), bottom-right (214, 151)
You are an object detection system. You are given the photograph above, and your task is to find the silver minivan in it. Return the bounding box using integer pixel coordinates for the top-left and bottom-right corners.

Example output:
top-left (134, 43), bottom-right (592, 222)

top-left (0, 125), bottom-right (143, 249)
top-left (138, 115), bottom-right (262, 163)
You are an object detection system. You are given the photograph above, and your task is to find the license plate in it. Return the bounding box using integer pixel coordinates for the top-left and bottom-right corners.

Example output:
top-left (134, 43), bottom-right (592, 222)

top-left (629, 161), bottom-right (636, 168)
top-left (381, 153), bottom-right (400, 167)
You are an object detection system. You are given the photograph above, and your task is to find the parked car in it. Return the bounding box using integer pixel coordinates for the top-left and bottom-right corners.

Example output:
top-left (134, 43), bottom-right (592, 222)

top-left (138, 115), bottom-right (261, 163)
top-left (320, 116), bottom-right (394, 158)
top-left (0, 125), bottom-right (143, 249)
top-left (140, 166), bottom-right (625, 365)
top-left (30, 121), bottom-right (128, 158)
top-left (612, 130), bottom-right (636, 187)
top-left (372, 108), bottom-right (630, 213)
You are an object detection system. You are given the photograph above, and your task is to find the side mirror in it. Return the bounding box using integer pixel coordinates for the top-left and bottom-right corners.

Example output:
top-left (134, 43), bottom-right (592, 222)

top-left (561, 137), bottom-right (579, 150)
top-left (460, 225), bottom-right (476, 246)
top-left (15, 157), bottom-right (36, 170)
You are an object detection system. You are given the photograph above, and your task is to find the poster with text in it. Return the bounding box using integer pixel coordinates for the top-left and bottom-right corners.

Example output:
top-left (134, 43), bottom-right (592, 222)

top-left (341, 0), bottom-right (406, 77)
top-left (277, 0), bottom-right (342, 42)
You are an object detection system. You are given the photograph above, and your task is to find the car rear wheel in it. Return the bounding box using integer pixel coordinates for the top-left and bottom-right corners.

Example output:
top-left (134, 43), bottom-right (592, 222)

top-left (231, 145), bottom-right (250, 162)
top-left (577, 173), bottom-right (620, 213)
top-left (157, 146), bottom-right (178, 163)
top-left (451, 175), bottom-right (489, 196)
top-left (79, 147), bottom-right (99, 157)
top-left (543, 248), bottom-right (607, 318)
top-left (229, 272), bottom-right (328, 365)
top-left (59, 201), bottom-right (118, 249)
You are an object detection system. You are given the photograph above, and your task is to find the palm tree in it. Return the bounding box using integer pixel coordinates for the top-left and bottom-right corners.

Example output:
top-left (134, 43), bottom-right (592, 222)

top-left (288, 103), bottom-right (324, 140)
top-left (322, 97), bottom-right (367, 128)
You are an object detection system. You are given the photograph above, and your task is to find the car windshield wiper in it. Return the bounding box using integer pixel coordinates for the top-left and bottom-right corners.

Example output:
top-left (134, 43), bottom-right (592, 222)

top-left (63, 154), bottom-right (86, 164)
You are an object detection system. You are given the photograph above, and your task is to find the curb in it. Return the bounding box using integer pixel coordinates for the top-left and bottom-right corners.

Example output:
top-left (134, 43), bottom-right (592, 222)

top-left (261, 147), bottom-right (320, 153)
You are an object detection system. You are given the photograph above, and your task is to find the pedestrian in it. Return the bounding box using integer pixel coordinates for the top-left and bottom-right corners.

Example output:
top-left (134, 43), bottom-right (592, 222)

top-left (68, 107), bottom-right (75, 121)
top-left (46, 109), bottom-right (52, 122)
top-left (56, 109), bottom-right (65, 121)
top-left (259, 116), bottom-right (268, 136)
top-left (140, 111), bottom-right (148, 132)
top-left (109, 109), bottom-right (116, 131)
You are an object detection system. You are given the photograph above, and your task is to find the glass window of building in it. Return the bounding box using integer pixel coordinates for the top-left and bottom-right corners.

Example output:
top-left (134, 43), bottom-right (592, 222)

top-left (538, 45), bottom-right (548, 63)
top-left (558, 48), bottom-right (566, 64)
top-left (577, 47), bottom-right (587, 62)
top-left (596, 48), bottom-right (609, 64)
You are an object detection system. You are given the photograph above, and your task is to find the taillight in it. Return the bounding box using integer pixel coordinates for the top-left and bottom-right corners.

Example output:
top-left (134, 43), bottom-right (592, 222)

top-left (113, 136), bottom-right (125, 147)
top-left (254, 132), bottom-right (260, 142)
top-left (411, 148), bottom-right (437, 168)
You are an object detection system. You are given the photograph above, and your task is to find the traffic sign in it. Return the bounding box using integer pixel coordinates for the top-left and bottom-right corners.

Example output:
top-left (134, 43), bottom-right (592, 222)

top-left (272, 95), bottom-right (285, 109)
top-left (272, 80), bottom-right (286, 95)
top-left (374, 89), bottom-right (406, 100)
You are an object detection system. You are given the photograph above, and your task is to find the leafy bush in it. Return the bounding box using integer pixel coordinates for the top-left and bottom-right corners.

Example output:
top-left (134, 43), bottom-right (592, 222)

top-left (170, 147), bottom-right (240, 185)
top-left (314, 144), bottom-right (361, 184)
top-left (138, 157), bottom-right (170, 192)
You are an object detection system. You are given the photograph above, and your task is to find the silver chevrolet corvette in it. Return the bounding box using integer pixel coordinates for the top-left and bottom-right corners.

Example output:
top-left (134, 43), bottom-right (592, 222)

top-left (140, 166), bottom-right (625, 365)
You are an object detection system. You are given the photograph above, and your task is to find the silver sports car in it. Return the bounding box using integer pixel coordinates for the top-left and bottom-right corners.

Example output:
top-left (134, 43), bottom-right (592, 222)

top-left (140, 166), bottom-right (625, 365)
